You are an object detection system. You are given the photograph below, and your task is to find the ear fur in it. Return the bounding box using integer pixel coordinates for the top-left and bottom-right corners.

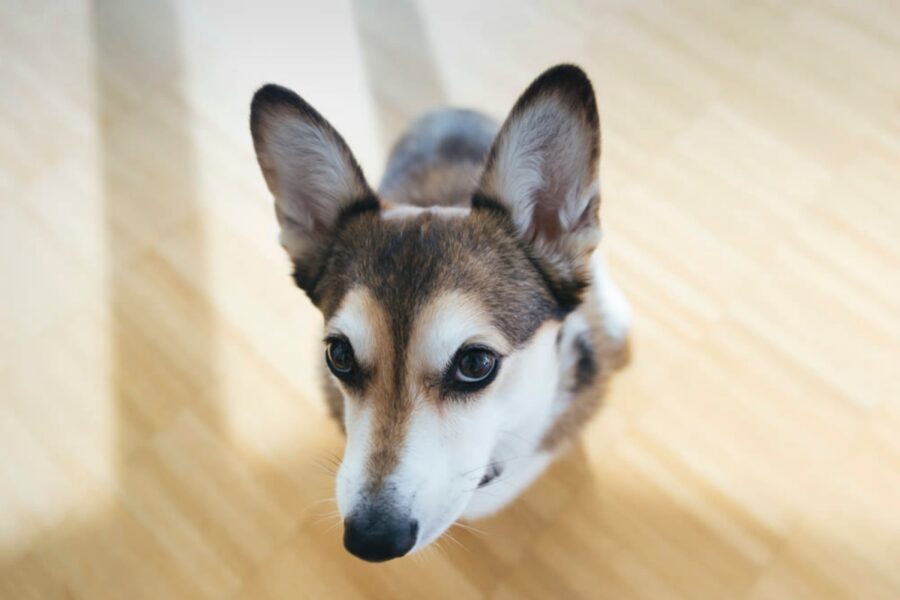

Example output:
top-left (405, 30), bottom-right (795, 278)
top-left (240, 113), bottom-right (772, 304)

top-left (475, 64), bottom-right (601, 303)
top-left (250, 84), bottom-right (374, 274)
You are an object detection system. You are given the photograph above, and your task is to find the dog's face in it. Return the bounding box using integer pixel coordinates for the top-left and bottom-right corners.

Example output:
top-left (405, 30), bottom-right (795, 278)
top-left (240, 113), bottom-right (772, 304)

top-left (318, 210), bottom-right (564, 558)
top-left (251, 65), bottom-right (601, 561)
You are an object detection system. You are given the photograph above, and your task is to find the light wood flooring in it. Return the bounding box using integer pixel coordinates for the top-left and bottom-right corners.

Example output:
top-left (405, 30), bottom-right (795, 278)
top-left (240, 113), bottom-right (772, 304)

top-left (1, 1), bottom-right (899, 598)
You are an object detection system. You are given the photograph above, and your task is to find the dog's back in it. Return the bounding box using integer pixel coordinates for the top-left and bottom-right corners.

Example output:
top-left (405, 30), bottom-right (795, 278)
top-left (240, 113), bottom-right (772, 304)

top-left (379, 109), bottom-right (498, 208)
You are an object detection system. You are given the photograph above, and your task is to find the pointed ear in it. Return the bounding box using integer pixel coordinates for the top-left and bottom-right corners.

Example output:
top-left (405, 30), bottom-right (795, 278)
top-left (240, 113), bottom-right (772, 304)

top-left (250, 84), bottom-right (374, 272)
top-left (475, 65), bottom-right (601, 299)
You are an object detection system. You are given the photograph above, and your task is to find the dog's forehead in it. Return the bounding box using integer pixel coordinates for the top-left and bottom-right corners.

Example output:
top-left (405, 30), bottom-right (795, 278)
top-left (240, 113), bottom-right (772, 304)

top-left (328, 285), bottom-right (511, 373)
top-left (316, 209), bottom-right (559, 349)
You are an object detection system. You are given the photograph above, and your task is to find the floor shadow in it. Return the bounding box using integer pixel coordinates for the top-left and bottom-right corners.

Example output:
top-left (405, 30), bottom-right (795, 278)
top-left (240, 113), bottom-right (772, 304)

top-left (0, 2), bottom-right (222, 596)
top-left (349, 0), bottom-right (447, 147)
top-left (94, 0), bottom-right (219, 476)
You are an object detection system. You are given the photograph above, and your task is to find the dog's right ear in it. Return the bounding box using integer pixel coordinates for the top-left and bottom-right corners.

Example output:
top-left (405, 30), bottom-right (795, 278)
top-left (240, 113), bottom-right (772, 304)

top-left (250, 84), bottom-right (373, 281)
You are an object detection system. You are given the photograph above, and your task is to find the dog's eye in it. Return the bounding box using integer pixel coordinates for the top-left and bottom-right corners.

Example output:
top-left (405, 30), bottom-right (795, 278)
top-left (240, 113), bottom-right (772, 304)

top-left (454, 347), bottom-right (498, 384)
top-left (440, 345), bottom-right (502, 396)
top-left (325, 337), bottom-right (356, 377)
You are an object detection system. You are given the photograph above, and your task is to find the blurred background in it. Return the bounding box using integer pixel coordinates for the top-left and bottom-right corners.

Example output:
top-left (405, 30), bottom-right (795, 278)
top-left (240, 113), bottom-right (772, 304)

top-left (1, 1), bottom-right (899, 598)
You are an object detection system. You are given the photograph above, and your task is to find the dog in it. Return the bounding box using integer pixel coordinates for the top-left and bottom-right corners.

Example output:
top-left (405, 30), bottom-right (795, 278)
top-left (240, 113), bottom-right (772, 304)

top-left (250, 64), bottom-right (631, 562)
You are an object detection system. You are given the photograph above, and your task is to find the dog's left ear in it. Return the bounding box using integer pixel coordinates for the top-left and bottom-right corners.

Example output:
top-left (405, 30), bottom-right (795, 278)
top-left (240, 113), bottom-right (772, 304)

top-left (476, 64), bottom-right (601, 305)
top-left (250, 84), bottom-right (373, 289)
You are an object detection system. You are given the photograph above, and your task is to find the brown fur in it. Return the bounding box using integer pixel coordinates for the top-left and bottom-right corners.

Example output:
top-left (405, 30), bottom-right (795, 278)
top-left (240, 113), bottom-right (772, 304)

top-left (351, 289), bottom-right (413, 487)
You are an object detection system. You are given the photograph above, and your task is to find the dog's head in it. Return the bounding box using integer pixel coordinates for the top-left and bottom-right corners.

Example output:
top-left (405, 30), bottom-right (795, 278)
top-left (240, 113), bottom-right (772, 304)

top-left (250, 65), bottom-right (601, 561)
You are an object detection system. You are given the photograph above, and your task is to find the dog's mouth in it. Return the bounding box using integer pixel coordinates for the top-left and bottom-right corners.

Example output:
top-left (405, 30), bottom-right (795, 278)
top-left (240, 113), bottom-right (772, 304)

top-left (477, 463), bottom-right (503, 488)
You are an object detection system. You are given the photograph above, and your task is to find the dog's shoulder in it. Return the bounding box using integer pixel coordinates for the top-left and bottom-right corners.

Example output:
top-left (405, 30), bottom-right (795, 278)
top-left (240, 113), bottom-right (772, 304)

top-left (540, 250), bottom-right (632, 450)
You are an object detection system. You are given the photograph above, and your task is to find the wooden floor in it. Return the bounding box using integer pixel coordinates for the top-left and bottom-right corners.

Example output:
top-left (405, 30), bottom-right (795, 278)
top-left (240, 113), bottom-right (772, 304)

top-left (2, 1), bottom-right (899, 598)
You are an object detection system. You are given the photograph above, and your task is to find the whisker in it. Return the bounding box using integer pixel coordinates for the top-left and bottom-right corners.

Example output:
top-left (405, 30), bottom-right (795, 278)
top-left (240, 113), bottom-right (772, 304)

top-left (498, 428), bottom-right (540, 448)
top-left (322, 516), bottom-right (344, 534)
top-left (311, 507), bottom-right (341, 520)
top-left (305, 497), bottom-right (337, 509)
top-left (460, 453), bottom-right (526, 479)
top-left (467, 486), bottom-right (505, 498)
top-left (465, 469), bottom-right (519, 492)
top-left (442, 530), bottom-right (470, 554)
top-left (432, 537), bottom-right (449, 559)
top-left (311, 457), bottom-right (338, 477)
top-left (419, 544), bottom-right (436, 564)
top-left (453, 521), bottom-right (487, 537)
top-left (310, 509), bottom-right (342, 527)
top-left (477, 474), bottom-right (516, 491)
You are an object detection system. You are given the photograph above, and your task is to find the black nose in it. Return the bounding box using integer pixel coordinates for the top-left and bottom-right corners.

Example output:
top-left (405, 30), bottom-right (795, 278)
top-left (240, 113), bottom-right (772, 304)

top-left (343, 511), bottom-right (418, 562)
